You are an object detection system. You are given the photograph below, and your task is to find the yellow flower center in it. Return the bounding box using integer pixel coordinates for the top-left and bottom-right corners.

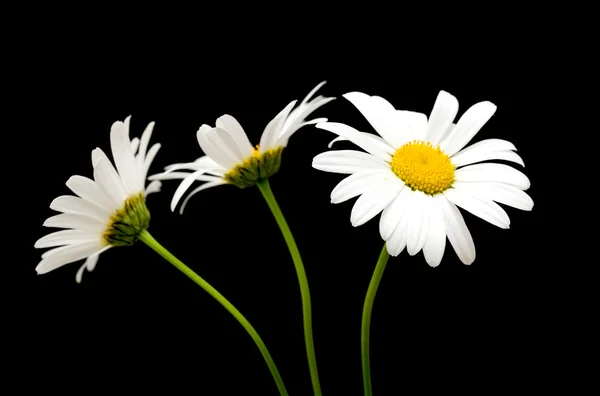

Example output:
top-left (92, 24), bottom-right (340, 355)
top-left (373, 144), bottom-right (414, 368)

top-left (391, 140), bottom-right (455, 195)
top-left (251, 144), bottom-right (261, 158)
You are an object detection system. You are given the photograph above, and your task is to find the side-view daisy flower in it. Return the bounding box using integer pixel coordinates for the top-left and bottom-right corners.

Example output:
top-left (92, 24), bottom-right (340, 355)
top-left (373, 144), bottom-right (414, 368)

top-left (34, 116), bottom-right (162, 283)
top-left (313, 90), bottom-right (533, 267)
top-left (150, 81), bottom-right (335, 396)
top-left (150, 81), bottom-right (335, 213)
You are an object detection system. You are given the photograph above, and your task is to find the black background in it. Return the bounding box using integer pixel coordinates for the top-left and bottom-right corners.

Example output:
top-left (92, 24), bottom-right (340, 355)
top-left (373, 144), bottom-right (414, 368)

top-left (15, 72), bottom-right (556, 395)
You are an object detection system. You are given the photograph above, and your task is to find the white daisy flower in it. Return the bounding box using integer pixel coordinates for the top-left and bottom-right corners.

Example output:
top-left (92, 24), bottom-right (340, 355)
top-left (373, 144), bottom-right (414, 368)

top-left (313, 90), bottom-right (533, 267)
top-left (150, 81), bottom-right (335, 213)
top-left (35, 116), bottom-right (162, 283)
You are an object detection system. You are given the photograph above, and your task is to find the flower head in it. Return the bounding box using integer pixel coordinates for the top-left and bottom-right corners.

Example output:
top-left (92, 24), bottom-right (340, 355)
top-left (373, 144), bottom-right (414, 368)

top-left (313, 91), bottom-right (533, 267)
top-left (150, 81), bottom-right (335, 213)
top-left (35, 116), bottom-right (162, 282)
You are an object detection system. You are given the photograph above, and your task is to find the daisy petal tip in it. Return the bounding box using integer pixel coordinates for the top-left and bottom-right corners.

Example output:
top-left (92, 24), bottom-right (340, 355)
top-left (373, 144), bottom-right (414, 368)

top-left (462, 256), bottom-right (475, 265)
top-left (481, 101), bottom-right (497, 113)
top-left (427, 259), bottom-right (441, 268)
top-left (342, 91), bottom-right (365, 100)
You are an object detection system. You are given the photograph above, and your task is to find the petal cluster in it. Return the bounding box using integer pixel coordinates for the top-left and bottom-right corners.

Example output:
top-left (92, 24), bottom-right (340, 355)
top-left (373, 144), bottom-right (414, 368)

top-left (35, 117), bottom-right (162, 282)
top-left (151, 81), bottom-right (335, 212)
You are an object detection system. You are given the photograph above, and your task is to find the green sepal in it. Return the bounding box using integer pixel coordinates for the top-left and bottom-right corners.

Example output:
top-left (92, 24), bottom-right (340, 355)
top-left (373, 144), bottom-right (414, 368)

top-left (224, 146), bottom-right (284, 189)
top-left (104, 193), bottom-right (151, 247)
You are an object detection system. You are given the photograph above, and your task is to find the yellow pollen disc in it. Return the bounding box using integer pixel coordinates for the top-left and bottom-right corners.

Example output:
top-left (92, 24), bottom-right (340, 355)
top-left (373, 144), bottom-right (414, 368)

top-left (391, 140), bottom-right (455, 195)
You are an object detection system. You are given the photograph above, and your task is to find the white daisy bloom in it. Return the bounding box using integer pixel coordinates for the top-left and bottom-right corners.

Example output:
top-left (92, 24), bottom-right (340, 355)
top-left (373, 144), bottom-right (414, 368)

top-left (312, 91), bottom-right (533, 267)
top-left (35, 116), bottom-right (162, 283)
top-left (150, 81), bottom-right (335, 213)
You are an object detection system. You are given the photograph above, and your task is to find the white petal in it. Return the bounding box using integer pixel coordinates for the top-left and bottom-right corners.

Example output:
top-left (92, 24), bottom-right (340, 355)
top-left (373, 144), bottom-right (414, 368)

top-left (316, 122), bottom-right (393, 161)
top-left (350, 177), bottom-right (403, 227)
top-left (425, 91), bottom-right (459, 146)
top-left (444, 188), bottom-right (510, 229)
top-left (379, 185), bottom-right (410, 240)
top-left (216, 115), bottom-right (253, 159)
top-left (330, 170), bottom-right (392, 204)
top-left (278, 116), bottom-right (331, 148)
top-left (370, 96), bottom-right (396, 112)
top-left (143, 143), bottom-right (161, 180)
top-left (343, 92), bottom-right (405, 148)
top-left (149, 171), bottom-right (192, 181)
top-left (422, 195), bottom-right (446, 267)
top-left (137, 122), bottom-right (155, 159)
top-left (110, 118), bottom-right (140, 193)
top-left (451, 138), bottom-right (522, 168)
top-left (66, 175), bottom-right (116, 212)
top-left (208, 127), bottom-right (246, 164)
top-left (158, 156), bottom-right (225, 177)
top-left (453, 150), bottom-right (524, 168)
top-left (151, 171), bottom-right (225, 181)
top-left (35, 229), bottom-right (100, 248)
top-left (171, 170), bottom-right (225, 212)
top-left (75, 245), bottom-right (112, 283)
top-left (452, 181), bottom-right (533, 211)
top-left (455, 163), bottom-right (530, 190)
top-left (328, 136), bottom-right (347, 148)
top-left (312, 150), bottom-right (390, 174)
top-left (92, 149), bottom-right (129, 206)
top-left (260, 100), bottom-right (297, 151)
top-left (43, 213), bottom-right (106, 232)
top-left (131, 137), bottom-right (140, 154)
top-left (407, 191), bottom-right (429, 256)
top-left (326, 130), bottom-right (394, 154)
top-left (50, 196), bottom-right (109, 223)
top-left (196, 125), bottom-right (237, 169)
top-left (302, 81), bottom-right (328, 106)
top-left (179, 180), bottom-right (228, 214)
top-left (36, 242), bottom-right (102, 275)
top-left (434, 194), bottom-right (476, 265)
top-left (440, 101), bottom-right (497, 156)
top-left (137, 121), bottom-right (156, 179)
top-left (386, 203), bottom-right (411, 257)
top-left (278, 82), bottom-right (334, 145)
top-left (144, 180), bottom-right (162, 196)
top-left (452, 138), bottom-right (516, 157)
top-left (393, 111), bottom-right (429, 147)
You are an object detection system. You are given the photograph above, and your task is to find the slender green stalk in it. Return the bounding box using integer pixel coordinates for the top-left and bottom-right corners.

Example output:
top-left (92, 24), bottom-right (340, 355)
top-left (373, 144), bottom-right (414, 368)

top-left (138, 230), bottom-right (289, 396)
top-left (256, 179), bottom-right (322, 396)
top-left (361, 244), bottom-right (390, 396)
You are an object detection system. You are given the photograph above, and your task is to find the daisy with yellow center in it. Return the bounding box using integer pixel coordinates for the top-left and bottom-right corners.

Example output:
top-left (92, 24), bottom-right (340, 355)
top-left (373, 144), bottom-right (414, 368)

top-left (150, 81), bottom-right (334, 213)
top-left (34, 116), bottom-right (162, 283)
top-left (314, 90), bottom-right (533, 265)
top-left (150, 82), bottom-right (335, 396)
top-left (312, 90), bottom-right (533, 396)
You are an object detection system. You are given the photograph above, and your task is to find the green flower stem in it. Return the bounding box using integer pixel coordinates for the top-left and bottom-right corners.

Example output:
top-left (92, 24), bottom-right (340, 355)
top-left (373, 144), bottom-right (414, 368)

top-left (256, 179), bottom-right (322, 396)
top-left (138, 230), bottom-right (289, 396)
top-left (361, 243), bottom-right (390, 396)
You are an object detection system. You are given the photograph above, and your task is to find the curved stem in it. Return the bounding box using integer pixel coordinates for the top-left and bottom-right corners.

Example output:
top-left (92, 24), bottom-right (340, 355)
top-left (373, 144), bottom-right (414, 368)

top-left (139, 230), bottom-right (289, 396)
top-left (256, 179), bottom-right (322, 396)
top-left (361, 243), bottom-right (390, 396)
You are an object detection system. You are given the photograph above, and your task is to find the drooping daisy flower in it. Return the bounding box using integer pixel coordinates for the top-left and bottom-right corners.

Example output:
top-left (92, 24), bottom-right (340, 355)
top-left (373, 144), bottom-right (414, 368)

top-left (150, 82), bottom-right (334, 395)
top-left (34, 116), bottom-right (162, 282)
top-left (150, 81), bottom-right (335, 213)
top-left (313, 90), bottom-right (533, 267)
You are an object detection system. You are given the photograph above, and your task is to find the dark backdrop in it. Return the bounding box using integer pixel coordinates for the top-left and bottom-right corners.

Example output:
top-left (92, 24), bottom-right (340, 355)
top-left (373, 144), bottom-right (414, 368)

top-left (16, 76), bottom-right (552, 395)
